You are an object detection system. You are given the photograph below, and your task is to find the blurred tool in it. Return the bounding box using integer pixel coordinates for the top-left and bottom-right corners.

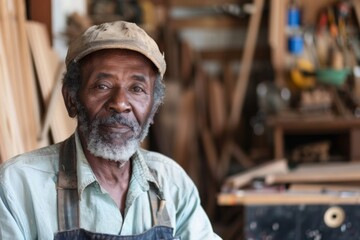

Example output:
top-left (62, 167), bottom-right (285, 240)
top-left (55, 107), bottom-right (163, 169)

top-left (290, 58), bottom-right (316, 89)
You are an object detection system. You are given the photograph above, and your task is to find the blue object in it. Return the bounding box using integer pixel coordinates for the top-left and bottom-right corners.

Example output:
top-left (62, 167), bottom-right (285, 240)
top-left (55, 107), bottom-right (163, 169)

top-left (288, 7), bottom-right (301, 27)
top-left (288, 35), bottom-right (303, 55)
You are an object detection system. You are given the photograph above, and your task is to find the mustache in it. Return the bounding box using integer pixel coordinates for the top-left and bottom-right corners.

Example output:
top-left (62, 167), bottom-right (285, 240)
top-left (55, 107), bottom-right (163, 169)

top-left (98, 114), bottom-right (140, 131)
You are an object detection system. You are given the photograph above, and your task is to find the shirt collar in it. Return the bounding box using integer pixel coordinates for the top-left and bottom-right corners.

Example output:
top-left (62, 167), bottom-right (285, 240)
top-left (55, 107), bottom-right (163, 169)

top-left (74, 131), bottom-right (97, 198)
top-left (130, 149), bottom-right (160, 191)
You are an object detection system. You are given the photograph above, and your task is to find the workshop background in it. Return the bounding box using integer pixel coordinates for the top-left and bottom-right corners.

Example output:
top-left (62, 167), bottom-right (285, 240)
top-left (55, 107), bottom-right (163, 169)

top-left (1, 0), bottom-right (360, 239)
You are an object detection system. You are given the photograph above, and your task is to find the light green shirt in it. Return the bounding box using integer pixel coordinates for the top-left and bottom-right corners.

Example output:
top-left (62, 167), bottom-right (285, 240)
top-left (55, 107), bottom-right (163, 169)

top-left (0, 133), bottom-right (221, 239)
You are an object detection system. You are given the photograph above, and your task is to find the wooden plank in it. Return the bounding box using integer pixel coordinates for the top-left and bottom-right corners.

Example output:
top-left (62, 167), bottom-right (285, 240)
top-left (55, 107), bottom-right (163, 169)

top-left (173, 89), bottom-right (193, 169)
top-left (268, 0), bottom-right (280, 51)
top-left (201, 127), bottom-right (220, 180)
top-left (353, 0), bottom-right (360, 27)
top-left (218, 191), bottom-right (360, 206)
top-left (26, 21), bottom-right (58, 100)
top-left (26, 21), bottom-right (76, 143)
top-left (48, 68), bottom-right (77, 143)
top-left (180, 39), bottom-right (193, 81)
top-left (222, 159), bottom-right (288, 191)
top-left (269, 0), bottom-right (287, 87)
top-left (0, 0), bottom-right (43, 160)
top-left (274, 126), bottom-right (284, 160)
top-left (193, 64), bottom-right (208, 130)
top-left (350, 128), bottom-right (360, 161)
top-left (208, 77), bottom-right (226, 137)
top-left (39, 62), bottom-right (76, 142)
top-left (15, 0), bottom-right (41, 150)
top-left (173, 88), bottom-right (200, 186)
top-left (289, 183), bottom-right (360, 193)
top-left (169, 0), bottom-right (240, 7)
top-left (163, 21), bottom-right (179, 79)
top-left (14, 0), bottom-right (44, 149)
top-left (0, 0), bottom-right (24, 148)
top-left (222, 62), bottom-right (234, 108)
top-left (289, 162), bottom-right (360, 173)
top-left (228, 0), bottom-right (264, 130)
top-left (266, 162), bottom-right (360, 185)
top-left (0, 29), bottom-right (24, 161)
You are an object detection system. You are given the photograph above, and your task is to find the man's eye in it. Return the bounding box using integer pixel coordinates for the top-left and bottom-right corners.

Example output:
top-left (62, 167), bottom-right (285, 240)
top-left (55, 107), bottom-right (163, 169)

top-left (96, 84), bottom-right (109, 90)
top-left (132, 86), bottom-right (144, 93)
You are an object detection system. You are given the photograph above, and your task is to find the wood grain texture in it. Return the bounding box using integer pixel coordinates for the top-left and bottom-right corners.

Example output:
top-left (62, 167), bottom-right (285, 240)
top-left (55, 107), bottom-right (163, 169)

top-left (0, 0), bottom-right (44, 161)
top-left (26, 21), bottom-right (76, 143)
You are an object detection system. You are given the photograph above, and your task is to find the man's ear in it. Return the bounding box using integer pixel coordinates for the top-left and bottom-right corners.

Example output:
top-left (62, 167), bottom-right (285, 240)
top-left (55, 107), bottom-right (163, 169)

top-left (62, 85), bottom-right (77, 118)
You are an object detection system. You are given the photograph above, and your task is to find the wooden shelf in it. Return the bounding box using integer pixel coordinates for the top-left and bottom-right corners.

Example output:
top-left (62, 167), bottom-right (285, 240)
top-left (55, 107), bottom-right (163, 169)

top-left (267, 114), bottom-right (360, 161)
top-left (218, 191), bottom-right (360, 206)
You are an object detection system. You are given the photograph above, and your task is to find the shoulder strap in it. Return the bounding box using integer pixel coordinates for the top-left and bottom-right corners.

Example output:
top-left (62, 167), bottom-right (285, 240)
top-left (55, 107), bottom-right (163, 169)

top-left (57, 135), bottom-right (79, 231)
top-left (148, 169), bottom-right (172, 228)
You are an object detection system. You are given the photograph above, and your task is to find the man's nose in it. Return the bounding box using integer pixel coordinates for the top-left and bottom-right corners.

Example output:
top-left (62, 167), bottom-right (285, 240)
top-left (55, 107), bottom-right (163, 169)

top-left (107, 88), bottom-right (131, 113)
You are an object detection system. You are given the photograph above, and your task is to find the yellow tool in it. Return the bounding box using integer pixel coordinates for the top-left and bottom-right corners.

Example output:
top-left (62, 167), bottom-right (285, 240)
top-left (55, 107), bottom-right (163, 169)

top-left (290, 58), bottom-right (316, 89)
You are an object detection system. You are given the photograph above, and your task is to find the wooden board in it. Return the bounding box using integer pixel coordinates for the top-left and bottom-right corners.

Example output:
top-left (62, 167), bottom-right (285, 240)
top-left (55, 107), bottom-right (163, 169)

top-left (289, 183), bottom-right (360, 193)
top-left (26, 21), bottom-right (76, 143)
top-left (173, 88), bottom-right (200, 186)
top-left (201, 127), bottom-right (219, 181)
top-left (222, 159), bottom-right (288, 191)
top-left (266, 162), bottom-right (360, 185)
top-left (228, 0), bottom-right (264, 130)
top-left (26, 21), bottom-right (58, 100)
top-left (208, 77), bottom-right (226, 137)
top-left (353, 0), bottom-right (360, 29)
top-left (0, 29), bottom-right (24, 161)
top-left (218, 191), bottom-right (360, 206)
top-left (169, 0), bottom-right (240, 7)
top-left (41, 63), bottom-right (76, 142)
top-left (0, 0), bottom-right (44, 161)
top-left (14, 0), bottom-right (43, 150)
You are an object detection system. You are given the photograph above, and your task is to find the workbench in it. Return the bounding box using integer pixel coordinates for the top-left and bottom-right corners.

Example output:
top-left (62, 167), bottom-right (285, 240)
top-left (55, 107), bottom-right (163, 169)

top-left (218, 191), bottom-right (360, 239)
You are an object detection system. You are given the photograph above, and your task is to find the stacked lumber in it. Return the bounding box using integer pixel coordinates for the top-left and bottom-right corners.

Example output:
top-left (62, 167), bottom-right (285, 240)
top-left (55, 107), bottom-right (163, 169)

top-left (0, 0), bottom-right (75, 162)
top-left (0, 0), bottom-right (44, 162)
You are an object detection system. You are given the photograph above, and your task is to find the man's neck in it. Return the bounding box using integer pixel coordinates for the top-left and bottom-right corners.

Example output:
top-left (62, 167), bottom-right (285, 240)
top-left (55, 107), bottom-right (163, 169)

top-left (79, 134), bottom-right (132, 214)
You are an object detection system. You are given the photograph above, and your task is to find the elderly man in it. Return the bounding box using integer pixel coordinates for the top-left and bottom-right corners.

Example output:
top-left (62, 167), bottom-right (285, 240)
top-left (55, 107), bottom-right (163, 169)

top-left (0, 21), bottom-right (221, 239)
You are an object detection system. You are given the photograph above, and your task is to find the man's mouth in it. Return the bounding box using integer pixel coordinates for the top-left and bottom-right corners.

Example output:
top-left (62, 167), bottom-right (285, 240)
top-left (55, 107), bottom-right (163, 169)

top-left (99, 123), bottom-right (132, 133)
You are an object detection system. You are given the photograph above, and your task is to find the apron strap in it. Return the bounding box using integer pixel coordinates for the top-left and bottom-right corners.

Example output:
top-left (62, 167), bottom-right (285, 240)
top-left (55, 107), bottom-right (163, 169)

top-left (148, 171), bottom-right (172, 228)
top-left (57, 135), bottom-right (79, 231)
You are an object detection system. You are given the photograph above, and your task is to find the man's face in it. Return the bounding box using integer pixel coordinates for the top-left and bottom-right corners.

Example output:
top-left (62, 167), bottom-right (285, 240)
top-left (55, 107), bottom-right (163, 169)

top-left (75, 49), bottom-right (157, 162)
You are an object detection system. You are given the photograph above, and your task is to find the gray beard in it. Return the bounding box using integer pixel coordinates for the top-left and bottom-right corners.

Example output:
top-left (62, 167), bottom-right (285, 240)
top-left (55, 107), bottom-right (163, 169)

top-left (76, 102), bottom-right (152, 162)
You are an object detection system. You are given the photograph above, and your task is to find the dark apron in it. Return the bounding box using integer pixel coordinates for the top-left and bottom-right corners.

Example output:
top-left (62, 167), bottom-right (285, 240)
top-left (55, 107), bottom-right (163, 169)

top-left (54, 136), bottom-right (180, 240)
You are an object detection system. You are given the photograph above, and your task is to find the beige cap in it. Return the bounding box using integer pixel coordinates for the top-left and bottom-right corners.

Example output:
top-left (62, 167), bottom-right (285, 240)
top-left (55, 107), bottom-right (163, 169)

top-left (65, 21), bottom-right (166, 77)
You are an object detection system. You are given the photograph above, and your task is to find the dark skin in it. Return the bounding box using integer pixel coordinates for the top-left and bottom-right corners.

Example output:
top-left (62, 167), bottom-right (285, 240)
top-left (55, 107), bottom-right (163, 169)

top-left (62, 49), bottom-right (157, 215)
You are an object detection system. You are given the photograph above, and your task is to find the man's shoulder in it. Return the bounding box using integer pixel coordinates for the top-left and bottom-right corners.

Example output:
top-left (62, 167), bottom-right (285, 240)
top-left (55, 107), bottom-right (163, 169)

top-left (139, 149), bottom-right (184, 172)
top-left (138, 149), bottom-right (193, 187)
top-left (0, 143), bottom-right (62, 178)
